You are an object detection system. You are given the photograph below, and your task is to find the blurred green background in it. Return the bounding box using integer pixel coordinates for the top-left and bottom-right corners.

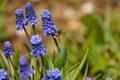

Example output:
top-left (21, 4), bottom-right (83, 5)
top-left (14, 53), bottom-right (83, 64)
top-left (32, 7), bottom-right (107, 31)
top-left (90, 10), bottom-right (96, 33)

top-left (1, 0), bottom-right (120, 79)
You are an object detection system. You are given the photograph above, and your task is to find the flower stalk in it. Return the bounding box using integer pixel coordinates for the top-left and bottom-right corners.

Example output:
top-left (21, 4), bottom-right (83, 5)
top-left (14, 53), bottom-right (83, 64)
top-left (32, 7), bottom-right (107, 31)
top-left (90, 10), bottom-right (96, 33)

top-left (52, 36), bottom-right (60, 52)
top-left (23, 26), bottom-right (30, 40)
top-left (32, 24), bottom-right (36, 35)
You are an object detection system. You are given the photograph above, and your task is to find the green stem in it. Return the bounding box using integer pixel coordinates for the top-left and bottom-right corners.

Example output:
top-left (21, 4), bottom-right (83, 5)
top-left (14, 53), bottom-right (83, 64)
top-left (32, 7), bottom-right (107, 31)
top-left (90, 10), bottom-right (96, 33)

top-left (32, 66), bottom-right (34, 80)
top-left (52, 36), bottom-right (60, 53)
top-left (40, 57), bottom-right (44, 79)
top-left (0, 43), bottom-right (2, 50)
top-left (23, 26), bottom-right (30, 40)
top-left (32, 24), bottom-right (36, 35)
top-left (29, 76), bottom-right (31, 80)
top-left (6, 56), bottom-right (19, 80)
top-left (0, 52), bottom-right (10, 75)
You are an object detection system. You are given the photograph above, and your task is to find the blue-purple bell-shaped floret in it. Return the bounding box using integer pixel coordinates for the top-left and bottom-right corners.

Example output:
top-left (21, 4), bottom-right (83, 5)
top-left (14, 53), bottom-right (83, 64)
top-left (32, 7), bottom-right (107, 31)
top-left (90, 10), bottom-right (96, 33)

top-left (15, 8), bottom-right (28, 30)
top-left (42, 68), bottom-right (61, 80)
top-left (30, 35), bottom-right (46, 57)
top-left (19, 56), bottom-right (34, 80)
top-left (0, 69), bottom-right (10, 80)
top-left (25, 2), bottom-right (39, 24)
top-left (106, 77), bottom-right (112, 80)
top-left (41, 9), bottom-right (58, 36)
top-left (85, 77), bottom-right (92, 80)
top-left (3, 41), bottom-right (14, 56)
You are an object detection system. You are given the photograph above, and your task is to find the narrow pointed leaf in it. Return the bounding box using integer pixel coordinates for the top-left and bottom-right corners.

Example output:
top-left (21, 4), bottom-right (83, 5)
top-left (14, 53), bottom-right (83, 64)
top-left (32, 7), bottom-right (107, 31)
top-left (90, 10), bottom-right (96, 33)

top-left (94, 73), bottom-right (102, 80)
top-left (71, 49), bottom-right (88, 80)
top-left (0, 50), bottom-right (4, 68)
top-left (0, 50), bottom-right (9, 69)
top-left (83, 62), bottom-right (88, 80)
top-left (48, 56), bottom-right (54, 69)
top-left (62, 62), bottom-right (80, 80)
top-left (24, 43), bottom-right (31, 57)
top-left (30, 56), bottom-right (37, 80)
top-left (43, 54), bottom-right (49, 70)
top-left (52, 51), bottom-right (56, 64)
top-left (55, 40), bottom-right (67, 69)
top-left (13, 47), bottom-right (19, 70)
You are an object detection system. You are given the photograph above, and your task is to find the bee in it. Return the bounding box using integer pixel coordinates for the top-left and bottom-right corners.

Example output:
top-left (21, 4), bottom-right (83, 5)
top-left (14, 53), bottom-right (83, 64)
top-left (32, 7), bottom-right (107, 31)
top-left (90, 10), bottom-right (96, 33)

top-left (53, 29), bottom-right (65, 38)
top-left (52, 29), bottom-right (65, 44)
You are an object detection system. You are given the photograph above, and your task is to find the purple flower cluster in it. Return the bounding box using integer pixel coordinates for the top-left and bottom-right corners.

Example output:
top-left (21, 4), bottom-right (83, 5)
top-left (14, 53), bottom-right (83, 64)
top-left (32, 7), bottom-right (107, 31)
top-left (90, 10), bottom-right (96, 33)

top-left (106, 77), bottom-right (112, 80)
top-left (3, 41), bottom-right (14, 56)
top-left (42, 68), bottom-right (61, 80)
top-left (0, 69), bottom-right (10, 80)
top-left (19, 56), bottom-right (34, 80)
top-left (25, 2), bottom-right (39, 24)
top-left (15, 9), bottom-right (28, 30)
top-left (30, 35), bottom-right (46, 57)
top-left (41, 9), bottom-right (58, 36)
top-left (15, 2), bottom-right (58, 37)
top-left (85, 77), bottom-right (112, 80)
top-left (15, 2), bottom-right (39, 31)
top-left (85, 77), bottom-right (92, 80)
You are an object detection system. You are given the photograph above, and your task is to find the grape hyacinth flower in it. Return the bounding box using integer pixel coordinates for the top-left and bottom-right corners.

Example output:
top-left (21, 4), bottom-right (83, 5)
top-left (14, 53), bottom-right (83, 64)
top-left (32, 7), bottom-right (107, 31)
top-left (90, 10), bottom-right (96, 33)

top-left (15, 8), bottom-right (28, 30)
top-left (106, 77), bottom-right (112, 80)
top-left (0, 69), bottom-right (10, 80)
top-left (19, 56), bottom-right (34, 80)
top-left (85, 77), bottom-right (92, 80)
top-left (42, 68), bottom-right (61, 80)
top-left (41, 9), bottom-right (58, 36)
top-left (3, 41), bottom-right (14, 56)
top-left (30, 35), bottom-right (46, 57)
top-left (25, 2), bottom-right (39, 24)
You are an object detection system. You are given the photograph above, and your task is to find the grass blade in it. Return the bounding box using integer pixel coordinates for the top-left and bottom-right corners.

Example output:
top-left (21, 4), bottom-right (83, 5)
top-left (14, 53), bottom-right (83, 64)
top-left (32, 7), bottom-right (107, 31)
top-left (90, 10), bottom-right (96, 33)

top-left (71, 48), bottom-right (88, 80)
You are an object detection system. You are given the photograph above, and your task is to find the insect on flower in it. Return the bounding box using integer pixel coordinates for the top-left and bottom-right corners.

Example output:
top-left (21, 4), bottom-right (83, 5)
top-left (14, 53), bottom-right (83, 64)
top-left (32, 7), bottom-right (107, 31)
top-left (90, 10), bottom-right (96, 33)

top-left (52, 28), bottom-right (65, 38)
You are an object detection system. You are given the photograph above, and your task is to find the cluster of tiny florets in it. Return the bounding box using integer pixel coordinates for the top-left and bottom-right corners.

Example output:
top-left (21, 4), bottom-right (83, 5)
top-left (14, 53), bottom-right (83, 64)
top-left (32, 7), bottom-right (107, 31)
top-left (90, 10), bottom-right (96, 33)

top-left (85, 77), bottom-right (112, 80)
top-left (25, 2), bottom-right (39, 24)
top-left (30, 35), bottom-right (46, 57)
top-left (15, 2), bottom-right (39, 31)
top-left (19, 56), bottom-right (34, 80)
top-left (106, 77), bottom-right (112, 80)
top-left (41, 9), bottom-right (58, 36)
top-left (0, 69), bottom-right (10, 80)
top-left (42, 68), bottom-right (61, 80)
top-left (3, 41), bottom-right (14, 56)
top-left (85, 77), bottom-right (92, 80)
top-left (15, 9), bottom-right (28, 30)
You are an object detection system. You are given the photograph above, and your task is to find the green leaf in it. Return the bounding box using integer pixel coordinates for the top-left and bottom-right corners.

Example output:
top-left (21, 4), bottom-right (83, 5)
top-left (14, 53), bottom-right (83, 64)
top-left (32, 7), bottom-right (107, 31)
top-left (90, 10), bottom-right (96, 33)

top-left (24, 43), bottom-right (31, 57)
top-left (7, 56), bottom-right (15, 80)
top-left (0, 50), bottom-right (8, 69)
top-left (52, 51), bottom-right (56, 64)
top-left (0, 50), bottom-right (4, 68)
top-left (71, 48), bottom-right (88, 80)
top-left (83, 62), bottom-right (88, 80)
top-left (30, 56), bottom-right (38, 80)
top-left (94, 73), bottom-right (102, 80)
top-left (43, 54), bottom-right (49, 70)
top-left (55, 40), bottom-right (67, 69)
top-left (48, 56), bottom-right (54, 69)
top-left (62, 62), bottom-right (80, 80)
top-left (13, 47), bottom-right (19, 70)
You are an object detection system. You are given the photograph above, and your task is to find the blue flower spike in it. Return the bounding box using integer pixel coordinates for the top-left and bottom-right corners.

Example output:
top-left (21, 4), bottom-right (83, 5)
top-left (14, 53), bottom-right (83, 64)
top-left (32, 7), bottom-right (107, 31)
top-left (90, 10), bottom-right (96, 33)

top-left (3, 41), bottom-right (14, 56)
top-left (106, 77), bottom-right (112, 80)
top-left (42, 68), bottom-right (61, 80)
top-left (0, 69), bottom-right (10, 80)
top-left (15, 8), bottom-right (30, 39)
top-left (25, 2), bottom-right (39, 24)
top-left (30, 35), bottom-right (46, 57)
top-left (41, 9), bottom-right (58, 36)
top-left (15, 8), bottom-right (28, 30)
top-left (19, 56), bottom-right (34, 80)
top-left (85, 77), bottom-right (92, 80)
